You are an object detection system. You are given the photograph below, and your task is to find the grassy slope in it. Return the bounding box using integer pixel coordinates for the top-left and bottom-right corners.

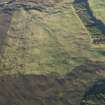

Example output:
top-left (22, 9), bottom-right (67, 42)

top-left (0, 0), bottom-right (98, 75)
top-left (0, 0), bottom-right (105, 105)
top-left (0, 0), bottom-right (105, 75)
top-left (89, 0), bottom-right (105, 24)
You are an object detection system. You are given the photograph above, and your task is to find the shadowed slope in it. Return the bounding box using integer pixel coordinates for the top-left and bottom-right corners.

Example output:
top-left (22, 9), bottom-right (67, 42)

top-left (0, 61), bottom-right (104, 105)
top-left (0, 0), bottom-right (92, 74)
top-left (73, 0), bottom-right (105, 44)
top-left (81, 79), bottom-right (105, 105)
top-left (0, 8), bottom-right (13, 54)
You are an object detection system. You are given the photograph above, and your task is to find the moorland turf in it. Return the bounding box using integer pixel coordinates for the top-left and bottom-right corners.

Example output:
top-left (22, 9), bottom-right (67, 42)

top-left (0, 0), bottom-right (105, 105)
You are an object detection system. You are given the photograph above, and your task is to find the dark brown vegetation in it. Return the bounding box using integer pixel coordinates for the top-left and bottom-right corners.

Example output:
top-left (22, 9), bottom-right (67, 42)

top-left (0, 0), bottom-right (61, 5)
top-left (0, 11), bottom-right (13, 53)
top-left (0, 60), bottom-right (104, 105)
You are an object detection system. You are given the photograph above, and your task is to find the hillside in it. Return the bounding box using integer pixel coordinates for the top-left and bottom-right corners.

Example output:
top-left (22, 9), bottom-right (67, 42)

top-left (0, 0), bottom-right (92, 74)
top-left (89, 0), bottom-right (105, 24)
top-left (1, 0), bottom-right (105, 75)
top-left (0, 0), bottom-right (105, 105)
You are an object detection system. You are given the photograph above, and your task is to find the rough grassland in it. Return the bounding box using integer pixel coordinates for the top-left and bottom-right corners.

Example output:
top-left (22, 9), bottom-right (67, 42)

top-left (0, 1), bottom-right (105, 105)
top-left (89, 0), bottom-right (105, 24)
top-left (0, 0), bottom-right (105, 75)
